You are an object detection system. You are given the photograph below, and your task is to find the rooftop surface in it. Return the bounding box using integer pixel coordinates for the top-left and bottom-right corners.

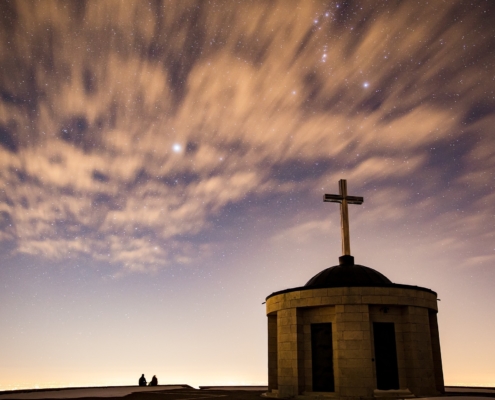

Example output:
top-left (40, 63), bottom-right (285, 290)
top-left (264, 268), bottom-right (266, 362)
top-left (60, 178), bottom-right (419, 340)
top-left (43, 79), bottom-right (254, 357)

top-left (0, 386), bottom-right (494, 400)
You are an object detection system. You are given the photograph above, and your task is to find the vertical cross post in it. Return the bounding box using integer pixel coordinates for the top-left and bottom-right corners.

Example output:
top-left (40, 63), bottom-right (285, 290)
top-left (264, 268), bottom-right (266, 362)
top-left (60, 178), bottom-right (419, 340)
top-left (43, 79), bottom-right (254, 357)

top-left (324, 179), bottom-right (363, 260)
top-left (339, 180), bottom-right (351, 256)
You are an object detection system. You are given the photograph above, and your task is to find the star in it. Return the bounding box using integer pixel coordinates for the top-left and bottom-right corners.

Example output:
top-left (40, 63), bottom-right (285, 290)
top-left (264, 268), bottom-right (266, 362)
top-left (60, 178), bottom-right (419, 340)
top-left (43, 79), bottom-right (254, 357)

top-left (172, 143), bottom-right (182, 153)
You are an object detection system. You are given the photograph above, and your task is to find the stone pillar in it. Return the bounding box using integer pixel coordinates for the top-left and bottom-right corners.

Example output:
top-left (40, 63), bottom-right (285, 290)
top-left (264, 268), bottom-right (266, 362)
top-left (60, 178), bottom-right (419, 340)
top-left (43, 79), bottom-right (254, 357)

top-left (268, 313), bottom-right (278, 391)
top-left (277, 308), bottom-right (305, 397)
top-left (428, 310), bottom-right (445, 393)
top-left (335, 304), bottom-right (374, 398)
top-left (402, 306), bottom-right (437, 396)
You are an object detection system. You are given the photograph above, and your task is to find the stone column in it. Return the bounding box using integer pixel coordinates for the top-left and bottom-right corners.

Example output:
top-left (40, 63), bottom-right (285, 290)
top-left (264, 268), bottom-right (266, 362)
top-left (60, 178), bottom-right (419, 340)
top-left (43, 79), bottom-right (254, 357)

top-left (335, 304), bottom-right (375, 398)
top-left (402, 306), bottom-right (437, 396)
top-left (277, 308), bottom-right (305, 397)
top-left (268, 313), bottom-right (278, 391)
top-left (428, 310), bottom-right (445, 393)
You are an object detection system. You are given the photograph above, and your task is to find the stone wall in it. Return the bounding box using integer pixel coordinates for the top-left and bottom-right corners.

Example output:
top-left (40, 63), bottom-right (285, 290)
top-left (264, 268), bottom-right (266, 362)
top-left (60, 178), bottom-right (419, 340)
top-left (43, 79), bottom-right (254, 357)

top-left (266, 286), bottom-right (442, 399)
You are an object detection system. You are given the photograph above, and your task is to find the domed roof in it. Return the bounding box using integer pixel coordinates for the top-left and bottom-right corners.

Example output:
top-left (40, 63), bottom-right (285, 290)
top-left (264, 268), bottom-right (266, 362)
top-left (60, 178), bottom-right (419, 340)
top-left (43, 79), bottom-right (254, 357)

top-left (305, 255), bottom-right (392, 288)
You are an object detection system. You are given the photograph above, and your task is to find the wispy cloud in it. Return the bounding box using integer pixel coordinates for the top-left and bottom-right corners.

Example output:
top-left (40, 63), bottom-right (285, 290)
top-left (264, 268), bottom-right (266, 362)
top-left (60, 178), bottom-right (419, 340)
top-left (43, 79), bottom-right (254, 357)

top-left (1, 0), bottom-right (494, 272)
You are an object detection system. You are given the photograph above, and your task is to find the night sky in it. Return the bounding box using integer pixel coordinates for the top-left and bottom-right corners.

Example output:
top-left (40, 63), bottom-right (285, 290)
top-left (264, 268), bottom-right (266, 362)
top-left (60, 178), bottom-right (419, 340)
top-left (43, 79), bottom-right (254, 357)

top-left (1, 0), bottom-right (495, 391)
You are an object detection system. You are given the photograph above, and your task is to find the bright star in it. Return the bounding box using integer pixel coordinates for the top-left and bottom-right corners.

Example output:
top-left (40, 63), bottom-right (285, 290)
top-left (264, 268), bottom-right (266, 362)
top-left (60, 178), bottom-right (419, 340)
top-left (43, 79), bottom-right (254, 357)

top-left (172, 143), bottom-right (182, 153)
top-left (363, 82), bottom-right (369, 88)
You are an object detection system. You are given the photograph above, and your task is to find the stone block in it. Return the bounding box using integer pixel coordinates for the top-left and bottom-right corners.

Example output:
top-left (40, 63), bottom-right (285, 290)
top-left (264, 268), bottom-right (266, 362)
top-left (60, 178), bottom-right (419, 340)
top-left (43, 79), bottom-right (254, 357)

top-left (342, 348), bottom-right (370, 359)
top-left (279, 342), bottom-right (291, 351)
top-left (340, 340), bottom-right (368, 350)
top-left (306, 297), bottom-right (319, 306)
top-left (340, 386), bottom-right (370, 397)
top-left (267, 297), bottom-right (279, 306)
top-left (279, 350), bottom-right (292, 360)
top-left (310, 315), bottom-right (324, 323)
top-left (326, 295), bottom-right (343, 305)
top-left (362, 295), bottom-right (382, 304)
top-left (339, 367), bottom-right (373, 381)
top-left (278, 325), bottom-right (292, 335)
top-left (286, 291), bottom-right (301, 301)
top-left (393, 288), bottom-right (408, 297)
top-left (279, 333), bottom-right (292, 343)
top-left (278, 358), bottom-right (293, 368)
top-left (291, 300), bottom-right (303, 310)
top-left (343, 330), bottom-right (363, 340)
top-left (337, 340), bottom-right (347, 350)
top-left (335, 304), bottom-right (345, 313)
top-left (322, 305), bottom-right (336, 314)
top-left (374, 287), bottom-right (390, 295)
top-left (416, 323), bottom-right (430, 333)
top-left (340, 360), bottom-right (370, 372)
top-left (383, 295), bottom-right (400, 305)
top-left (279, 367), bottom-right (294, 377)
top-left (359, 287), bottom-right (376, 295)
top-left (347, 287), bottom-right (365, 295)
top-left (278, 376), bottom-right (294, 386)
top-left (409, 314), bottom-right (428, 324)
top-left (407, 305), bottom-right (424, 315)
top-left (313, 288), bottom-right (328, 297)
top-left (327, 287), bottom-right (344, 296)
top-left (300, 290), bottom-right (314, 298)
top-left (340, 312), bottom-right (365, 322)
top-left (342, 295), bottom-right (363, 304)
top-left (279, 300), bottom-right (290, 309)
top-left (344, 304), bottom-right (368, 313)
top-left (340, 321), bottom-right (365, 331)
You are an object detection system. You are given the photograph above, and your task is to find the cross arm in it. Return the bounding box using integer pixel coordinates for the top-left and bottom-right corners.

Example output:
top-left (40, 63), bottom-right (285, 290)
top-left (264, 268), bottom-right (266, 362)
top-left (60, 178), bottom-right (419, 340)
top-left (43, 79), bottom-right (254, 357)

top-left (323, 194), bottom-right (343, 203)
top-left (346, 196), bottom-right (364, 204)
top-left (323, 194), bottom-right (363, 204)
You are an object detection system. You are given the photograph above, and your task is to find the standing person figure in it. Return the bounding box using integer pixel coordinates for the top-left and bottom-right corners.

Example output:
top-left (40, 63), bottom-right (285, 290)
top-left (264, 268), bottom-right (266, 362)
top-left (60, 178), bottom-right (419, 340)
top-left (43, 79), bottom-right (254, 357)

top-left (139, 374), bottom-right (147, 387)
top-left (149, 375), bottom-right (158, 386)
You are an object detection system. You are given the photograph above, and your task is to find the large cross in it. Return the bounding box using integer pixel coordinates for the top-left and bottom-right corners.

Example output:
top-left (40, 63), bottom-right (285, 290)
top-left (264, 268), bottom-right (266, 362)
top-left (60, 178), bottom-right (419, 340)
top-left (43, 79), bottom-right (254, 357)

top-left (324, 179), bottom-right (363, 257)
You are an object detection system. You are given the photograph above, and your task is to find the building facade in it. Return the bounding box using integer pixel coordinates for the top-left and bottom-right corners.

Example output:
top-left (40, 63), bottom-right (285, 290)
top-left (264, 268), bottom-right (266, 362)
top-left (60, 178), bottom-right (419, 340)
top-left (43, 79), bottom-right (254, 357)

top-left (265, 256), bottom-right (444, 399)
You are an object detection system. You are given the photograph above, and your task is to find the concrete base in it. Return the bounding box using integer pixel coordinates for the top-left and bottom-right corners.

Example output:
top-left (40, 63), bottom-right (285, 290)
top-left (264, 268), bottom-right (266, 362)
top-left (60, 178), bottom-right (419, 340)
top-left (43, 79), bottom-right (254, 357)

top-left (374, 389), bottom-right (415, 398)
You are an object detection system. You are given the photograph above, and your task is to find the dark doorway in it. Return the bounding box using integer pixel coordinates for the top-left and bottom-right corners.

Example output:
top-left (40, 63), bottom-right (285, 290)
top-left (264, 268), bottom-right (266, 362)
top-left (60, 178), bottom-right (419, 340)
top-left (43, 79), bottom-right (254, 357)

top-left (373, 322), bottom-right (399, 390)
top-left (311, 323), bottom-right (335, 392)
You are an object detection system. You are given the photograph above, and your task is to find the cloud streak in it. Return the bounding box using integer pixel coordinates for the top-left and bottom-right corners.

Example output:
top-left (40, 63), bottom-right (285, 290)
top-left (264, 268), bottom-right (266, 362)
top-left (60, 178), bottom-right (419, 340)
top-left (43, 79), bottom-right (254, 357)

top-left (1, 0), bottom-right (494, 272)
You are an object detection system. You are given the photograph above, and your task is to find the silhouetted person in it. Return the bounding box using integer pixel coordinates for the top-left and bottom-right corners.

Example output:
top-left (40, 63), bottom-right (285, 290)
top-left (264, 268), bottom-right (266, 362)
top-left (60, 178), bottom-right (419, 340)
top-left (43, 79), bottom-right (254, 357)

top-left (149, 375), bottom-right (158, 386)
top-left (139, 374), bottom-right (147, 387)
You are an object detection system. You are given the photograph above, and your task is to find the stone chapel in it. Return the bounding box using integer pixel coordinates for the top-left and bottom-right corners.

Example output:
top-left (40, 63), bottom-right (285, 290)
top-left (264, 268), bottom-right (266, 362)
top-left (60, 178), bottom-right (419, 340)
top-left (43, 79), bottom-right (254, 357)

top-left (264, 180), bottom-right (444, 399)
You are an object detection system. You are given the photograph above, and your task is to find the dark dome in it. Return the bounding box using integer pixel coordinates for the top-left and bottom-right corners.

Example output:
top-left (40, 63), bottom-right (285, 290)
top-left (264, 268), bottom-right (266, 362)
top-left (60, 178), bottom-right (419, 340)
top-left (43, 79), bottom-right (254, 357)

top-left (305, 258), bottom-right (392, 288)
top-left (265, 256), bottom-right (436, 301)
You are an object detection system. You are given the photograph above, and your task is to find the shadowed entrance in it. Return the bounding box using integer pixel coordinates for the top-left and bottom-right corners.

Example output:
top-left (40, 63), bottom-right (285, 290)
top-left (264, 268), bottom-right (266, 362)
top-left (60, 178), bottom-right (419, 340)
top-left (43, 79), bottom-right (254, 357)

top-left (311, 323), bottom-right (335, 392)
top-left (373, 322), bottom-right (399, 390)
